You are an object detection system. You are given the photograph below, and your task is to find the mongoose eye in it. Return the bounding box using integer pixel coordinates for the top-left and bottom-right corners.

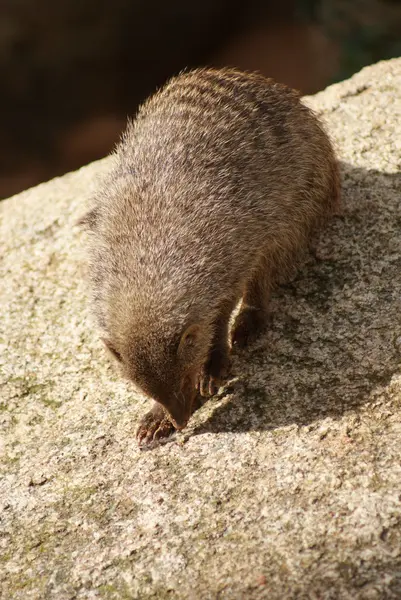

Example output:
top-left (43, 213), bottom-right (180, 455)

top-left (101, 338), bottom-right (123, 362)
top-left (178, 324), bottom-right (201, 355)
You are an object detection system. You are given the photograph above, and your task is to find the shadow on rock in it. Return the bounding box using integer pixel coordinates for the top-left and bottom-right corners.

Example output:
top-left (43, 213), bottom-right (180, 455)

top-left (192, 163), bottom-right (401, 436)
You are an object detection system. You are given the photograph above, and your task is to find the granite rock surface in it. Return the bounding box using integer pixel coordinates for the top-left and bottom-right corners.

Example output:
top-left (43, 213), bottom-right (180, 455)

top-left (1, 58), bottom-right (401, 599)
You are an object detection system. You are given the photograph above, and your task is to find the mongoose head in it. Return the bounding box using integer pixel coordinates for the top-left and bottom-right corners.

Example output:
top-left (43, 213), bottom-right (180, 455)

top-left (103, 320), bottom-right (212, 429)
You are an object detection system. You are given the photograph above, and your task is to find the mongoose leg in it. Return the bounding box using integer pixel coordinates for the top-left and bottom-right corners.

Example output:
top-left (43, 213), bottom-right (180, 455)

top-left (197, 300), bottom-right (236, 397)
top-left (137, 396), bottom-right (204, 445)
top-left (232, 256), bottom-right (271, 348)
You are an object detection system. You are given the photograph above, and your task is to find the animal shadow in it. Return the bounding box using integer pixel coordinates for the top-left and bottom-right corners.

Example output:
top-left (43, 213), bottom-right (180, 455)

top-left (191, 162), bottom-right (401, 436)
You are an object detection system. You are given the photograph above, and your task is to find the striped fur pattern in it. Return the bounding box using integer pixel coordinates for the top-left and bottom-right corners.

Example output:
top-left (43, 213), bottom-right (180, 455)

top-left (82, 68), bottom-right (340, 440)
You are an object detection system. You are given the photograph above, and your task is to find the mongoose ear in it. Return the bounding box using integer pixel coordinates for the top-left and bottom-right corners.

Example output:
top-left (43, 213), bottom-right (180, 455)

top-left (76, 208), bottom-right (98, 230)
top-left (102, 338), bottom-right (122, 362)
top-left (178, 324), bottom-right (201, 356)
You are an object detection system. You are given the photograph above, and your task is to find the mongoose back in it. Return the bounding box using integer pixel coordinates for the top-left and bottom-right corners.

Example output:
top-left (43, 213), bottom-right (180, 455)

top-left (81, 68), bottom-right (340, 445)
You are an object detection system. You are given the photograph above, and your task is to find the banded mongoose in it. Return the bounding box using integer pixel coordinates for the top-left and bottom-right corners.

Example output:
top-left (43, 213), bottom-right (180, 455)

top-left (80, 68), bottom-right (340, 445)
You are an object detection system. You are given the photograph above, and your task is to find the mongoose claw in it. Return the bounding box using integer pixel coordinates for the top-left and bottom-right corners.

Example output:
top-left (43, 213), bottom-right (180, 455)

top-left (136, 403), bottom-right (175, 446)
top-left (197, 373), bottom-right (220, 397)
top-left (197, 350), bottom-right (230, 397)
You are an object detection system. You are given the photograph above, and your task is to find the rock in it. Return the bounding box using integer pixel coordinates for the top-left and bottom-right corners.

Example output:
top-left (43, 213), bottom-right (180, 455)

top-left (1, 58), bottom-right (401, 599)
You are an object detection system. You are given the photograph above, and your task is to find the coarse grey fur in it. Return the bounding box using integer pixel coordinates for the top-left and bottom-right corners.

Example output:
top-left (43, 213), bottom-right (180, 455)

top-left (81, 68), bottom-right (340, 445)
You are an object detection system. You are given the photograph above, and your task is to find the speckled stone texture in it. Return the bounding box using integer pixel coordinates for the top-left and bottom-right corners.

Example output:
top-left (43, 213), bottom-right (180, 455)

top-left (1, 58), bottom-right (401, 600)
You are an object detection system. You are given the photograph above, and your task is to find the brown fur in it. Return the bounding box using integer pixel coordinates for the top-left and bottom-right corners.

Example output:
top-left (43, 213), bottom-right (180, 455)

top-left (81, 68), bottom-right (340, 444)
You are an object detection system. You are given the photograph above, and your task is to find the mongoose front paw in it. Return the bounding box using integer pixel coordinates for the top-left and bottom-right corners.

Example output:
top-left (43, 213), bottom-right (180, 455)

top-left (136, 404), bottom-right (176, 446)
top-left (231, 308), bottom-right (267, 348)
top-left (197, 349), bottom-right (230, 397)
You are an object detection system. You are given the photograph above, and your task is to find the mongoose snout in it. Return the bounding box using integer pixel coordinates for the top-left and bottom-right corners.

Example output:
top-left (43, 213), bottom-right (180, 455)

top-left (81, 67), bottom-right (340, 446)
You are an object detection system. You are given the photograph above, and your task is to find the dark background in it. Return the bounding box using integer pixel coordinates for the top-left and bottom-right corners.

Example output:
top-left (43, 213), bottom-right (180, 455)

top-left (1, 0), bottom-right (400, 199)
